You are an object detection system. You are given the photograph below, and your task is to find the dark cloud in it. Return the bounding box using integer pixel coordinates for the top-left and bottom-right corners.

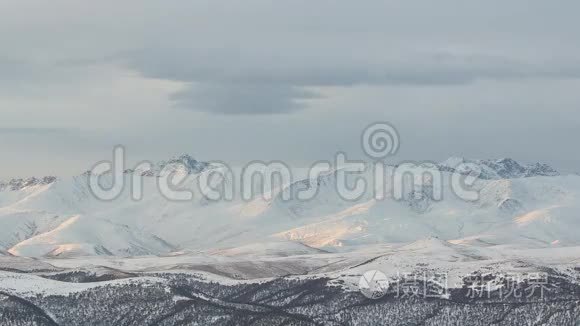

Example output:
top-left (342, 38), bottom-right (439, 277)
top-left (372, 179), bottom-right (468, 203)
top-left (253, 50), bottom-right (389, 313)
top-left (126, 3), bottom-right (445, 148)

top-left (171, 83), bottom-right (320, 114)
top-left (123, 48), bottom-right (580, 114)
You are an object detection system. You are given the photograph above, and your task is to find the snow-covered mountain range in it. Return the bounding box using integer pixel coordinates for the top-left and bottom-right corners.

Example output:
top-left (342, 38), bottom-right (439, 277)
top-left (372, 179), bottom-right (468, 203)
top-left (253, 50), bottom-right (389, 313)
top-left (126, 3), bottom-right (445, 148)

top-left (0, 155), bottom-right (578, 259)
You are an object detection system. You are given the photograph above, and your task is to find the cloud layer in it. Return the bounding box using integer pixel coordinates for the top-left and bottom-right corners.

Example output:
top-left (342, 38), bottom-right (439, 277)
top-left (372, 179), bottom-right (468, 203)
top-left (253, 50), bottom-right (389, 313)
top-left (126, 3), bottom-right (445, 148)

top-left (126, 49), bottom-right (580, 114)
top-left (1, 0), bottom-right (580, 176)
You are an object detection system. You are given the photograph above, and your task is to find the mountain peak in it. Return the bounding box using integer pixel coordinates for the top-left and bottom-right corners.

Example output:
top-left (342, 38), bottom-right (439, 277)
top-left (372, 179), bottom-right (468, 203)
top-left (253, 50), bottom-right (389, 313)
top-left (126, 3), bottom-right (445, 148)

top-left (493, 157), bottom-right (523, 168)
top-left (0, 176), bottom-right (57, 191)
top-left (438, 157), bottom-right (559, 179)
top-left (158, 154), bottom-right (210, 174)
top-left (523, 162), bottom-right (559, 177)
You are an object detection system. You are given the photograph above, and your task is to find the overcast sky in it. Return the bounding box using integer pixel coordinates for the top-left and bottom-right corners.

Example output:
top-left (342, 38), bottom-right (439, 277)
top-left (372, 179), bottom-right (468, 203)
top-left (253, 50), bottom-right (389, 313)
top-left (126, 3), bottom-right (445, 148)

top-left (1, 0), bottom-right (580, 178)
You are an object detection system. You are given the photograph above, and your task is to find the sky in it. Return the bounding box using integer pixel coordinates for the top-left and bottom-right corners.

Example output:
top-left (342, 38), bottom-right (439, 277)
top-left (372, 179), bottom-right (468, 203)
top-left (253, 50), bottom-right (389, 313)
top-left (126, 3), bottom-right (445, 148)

top-left (1, 0), bottom-right (580, 178)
